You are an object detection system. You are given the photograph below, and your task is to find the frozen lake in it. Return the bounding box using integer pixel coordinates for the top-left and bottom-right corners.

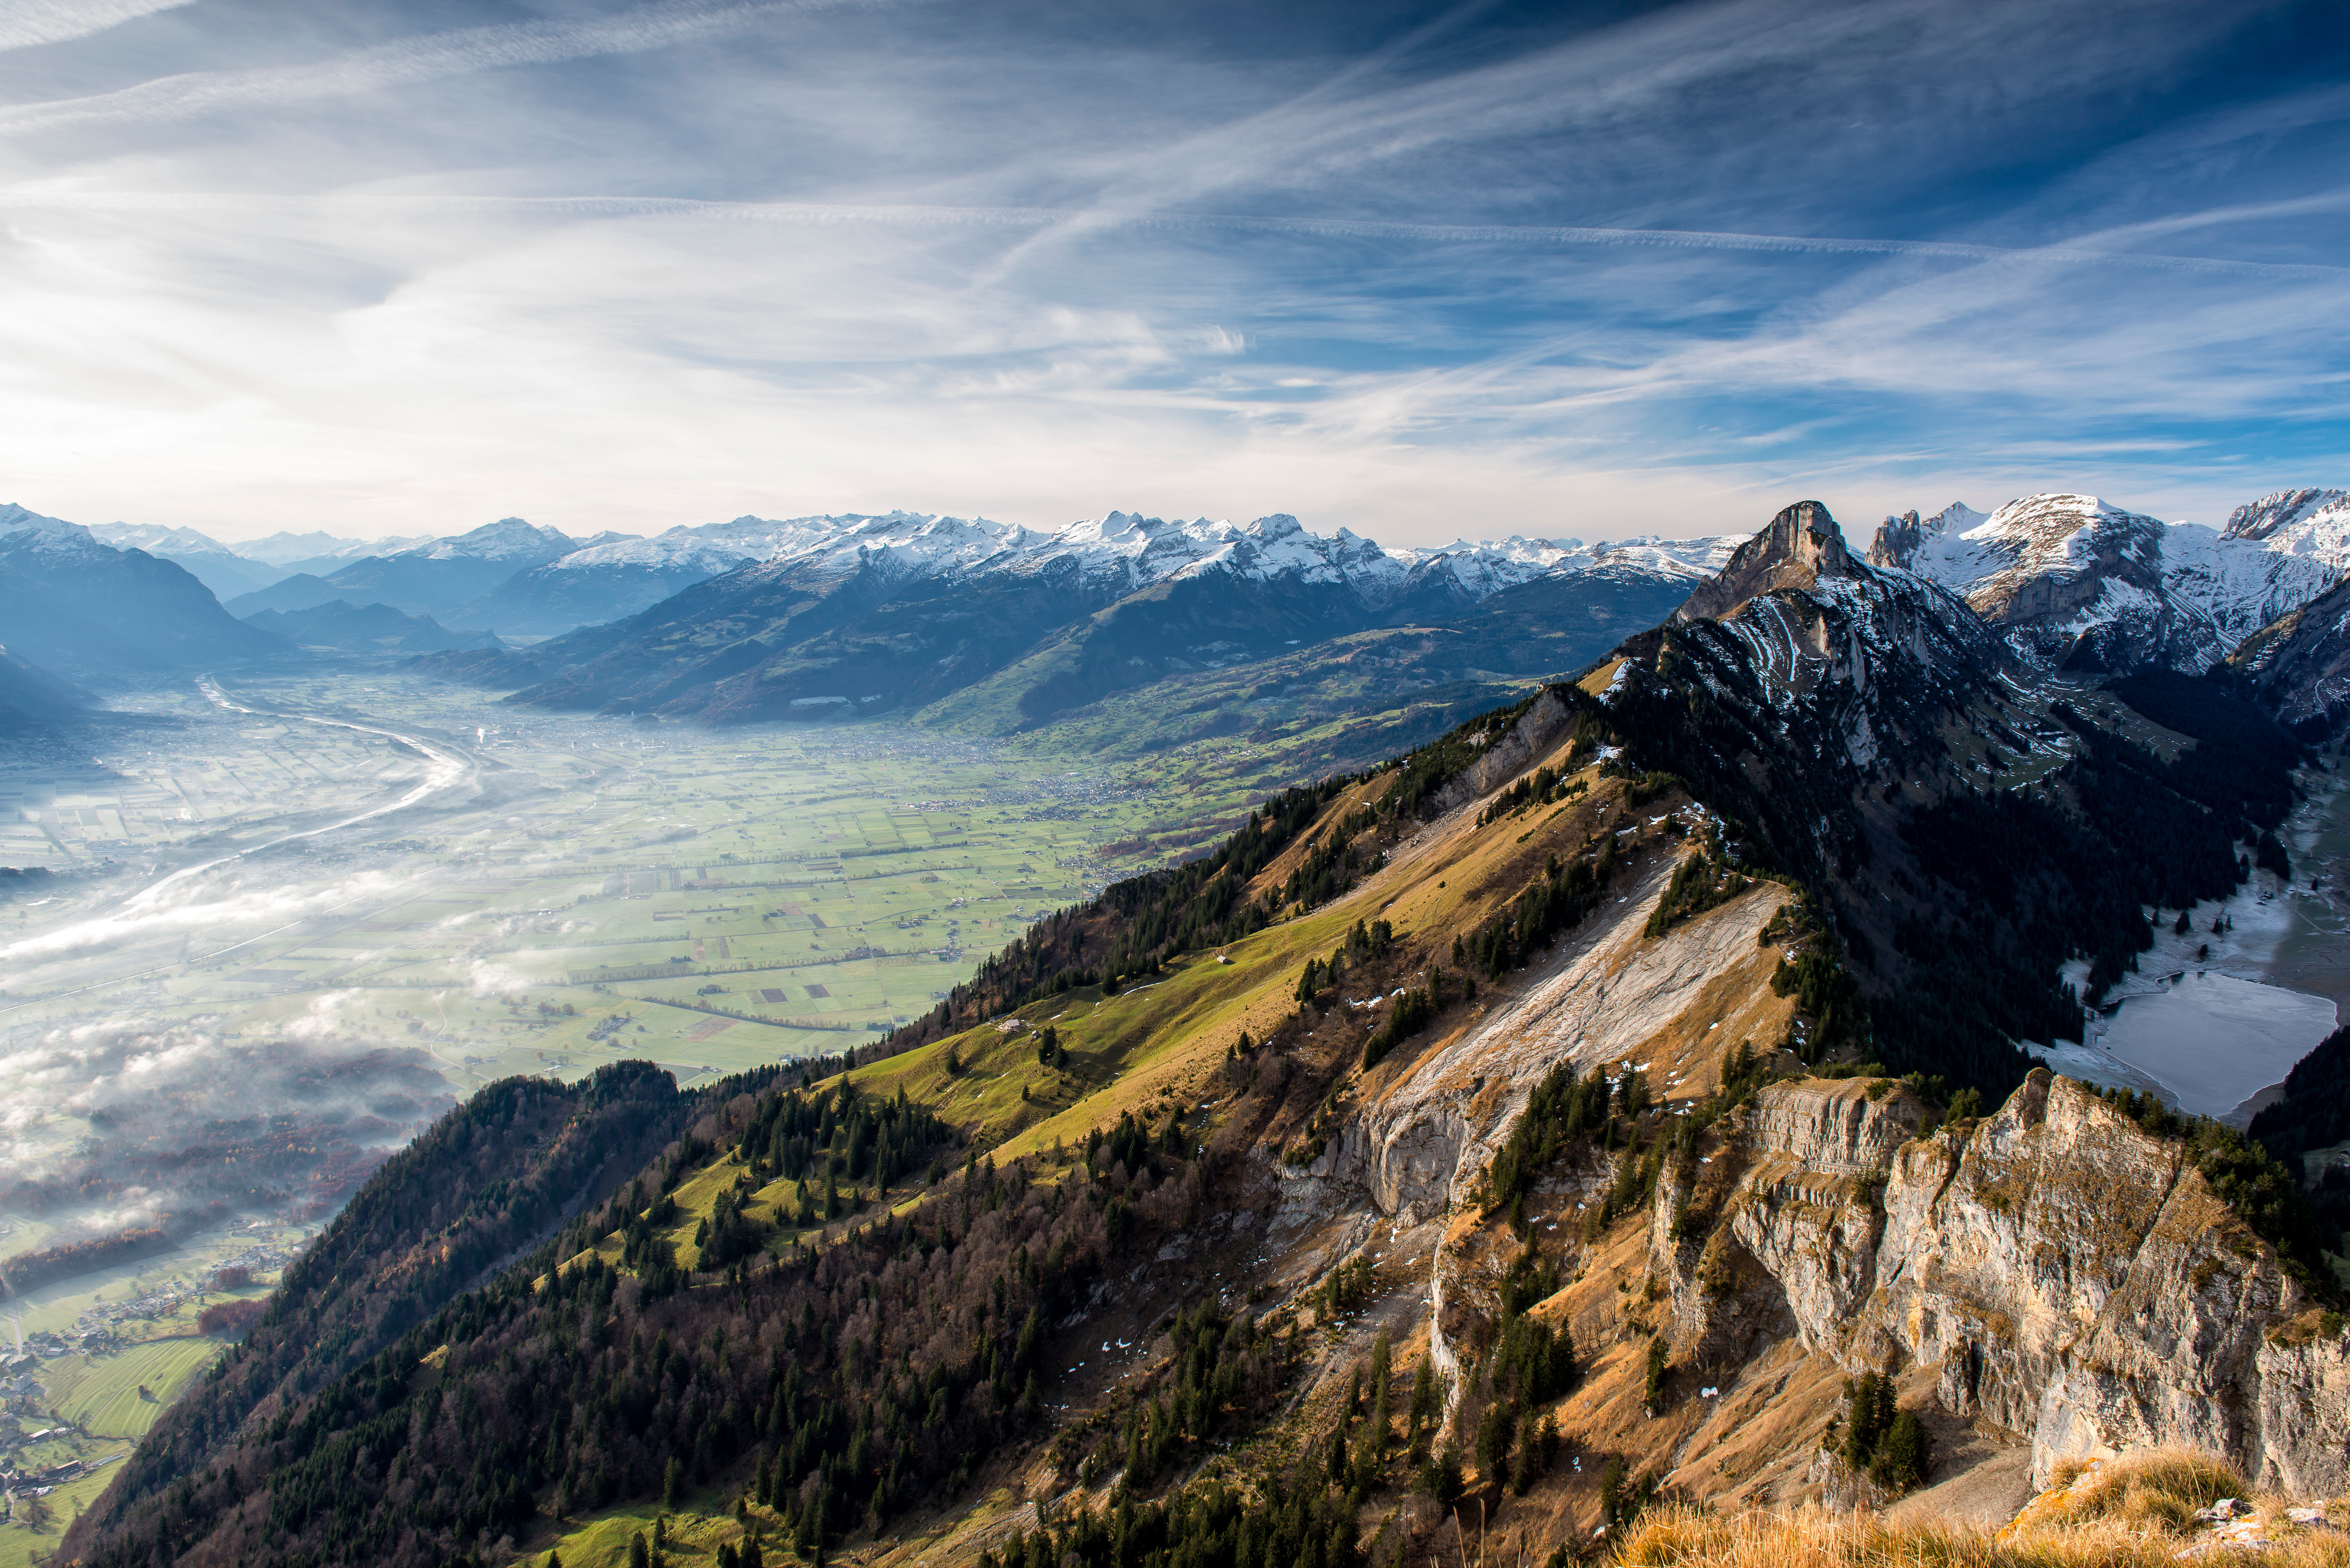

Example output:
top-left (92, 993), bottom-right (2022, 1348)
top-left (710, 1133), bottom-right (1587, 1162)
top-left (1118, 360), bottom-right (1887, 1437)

top-left (2098, 970), bottom-right (2339, 1119)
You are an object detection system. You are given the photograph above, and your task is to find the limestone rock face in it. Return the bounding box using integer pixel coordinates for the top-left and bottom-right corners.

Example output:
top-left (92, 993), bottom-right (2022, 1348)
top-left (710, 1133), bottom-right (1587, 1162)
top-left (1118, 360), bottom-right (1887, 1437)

top-left (1430, 688), bottom-right (1578, 817)
top-left (1677, 502), bottom-right (1858, 623)
top-left (1745, 1080), bottom-right (1922, 1174)
top-left (1333, 935), bottom-right (2350, 1497)
top-left (1668, 1071), bottom-right (2350, 1494)
top-left (1326, 855), bottom-right (1790, 1227)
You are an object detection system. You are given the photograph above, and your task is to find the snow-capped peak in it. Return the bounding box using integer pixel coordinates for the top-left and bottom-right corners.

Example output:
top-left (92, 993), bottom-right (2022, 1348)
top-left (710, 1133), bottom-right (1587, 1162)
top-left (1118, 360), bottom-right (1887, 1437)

top-left (391, 517), bottom-right (576, 563)
top-left (1925, 501), bottom-right (1987, 536)
top-left (87, 522), bottom-right (241, 558)
top-left (2224, 488), bottom-right (2350, 544)
top-left (0, 502), bottom-right (111, 561)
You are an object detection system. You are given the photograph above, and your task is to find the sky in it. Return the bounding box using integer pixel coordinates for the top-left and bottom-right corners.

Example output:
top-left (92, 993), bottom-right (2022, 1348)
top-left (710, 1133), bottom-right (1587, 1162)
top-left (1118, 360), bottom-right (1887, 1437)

top-left (0, 0), bottom-right (2345, 548)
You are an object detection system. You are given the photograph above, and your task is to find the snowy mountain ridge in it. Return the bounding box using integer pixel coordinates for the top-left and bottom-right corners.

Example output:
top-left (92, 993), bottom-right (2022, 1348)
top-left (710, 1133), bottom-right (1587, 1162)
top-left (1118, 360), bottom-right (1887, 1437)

top-left (1868, 489), bottom-right (2350, 672)
top-left (235, 530), bottom-right (438, 566)
top-left (384, 516), bottom-right (586, 564)
top-left (660, 507), bottom-right (1745, 611)
top-left (0, 501), bottom-right (116, 564)
top-left (87, 521), bottom-right (246, 560)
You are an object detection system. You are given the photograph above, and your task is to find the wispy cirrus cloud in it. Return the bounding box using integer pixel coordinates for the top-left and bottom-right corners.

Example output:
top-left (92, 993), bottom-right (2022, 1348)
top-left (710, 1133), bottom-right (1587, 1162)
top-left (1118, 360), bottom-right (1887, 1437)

top-left (0, 0), bottom-right (194, 53)
top-left (0, 0), bottom-right (2340, 541)
top-left (0, 0), bottom-right (880, 136)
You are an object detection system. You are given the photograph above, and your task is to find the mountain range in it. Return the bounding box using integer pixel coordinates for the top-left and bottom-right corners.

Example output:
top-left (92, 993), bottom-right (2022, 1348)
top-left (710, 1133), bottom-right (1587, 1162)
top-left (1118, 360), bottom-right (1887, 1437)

top-left (0, 503), bottom-right (286, 679)
top-left (1868, 489), bottom-right (2350, 673)
top-left (52, 495), bottom-right (2350, 1568)
top-left (15, 485), bottom-right (2350, 764)
top-left (410, 509), bottom-right (1745, 726)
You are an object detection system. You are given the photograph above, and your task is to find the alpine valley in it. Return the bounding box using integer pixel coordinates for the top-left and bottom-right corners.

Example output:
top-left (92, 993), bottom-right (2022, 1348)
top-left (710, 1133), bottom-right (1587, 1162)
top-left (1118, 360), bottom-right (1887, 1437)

top-left (20, 487), bottom-right (2350, 1568)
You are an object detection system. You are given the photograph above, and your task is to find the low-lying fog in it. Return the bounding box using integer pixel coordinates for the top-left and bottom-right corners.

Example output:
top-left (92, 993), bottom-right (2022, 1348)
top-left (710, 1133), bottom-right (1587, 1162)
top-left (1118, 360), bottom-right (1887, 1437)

top-left (0, 670), bottom-right (1225, 1312)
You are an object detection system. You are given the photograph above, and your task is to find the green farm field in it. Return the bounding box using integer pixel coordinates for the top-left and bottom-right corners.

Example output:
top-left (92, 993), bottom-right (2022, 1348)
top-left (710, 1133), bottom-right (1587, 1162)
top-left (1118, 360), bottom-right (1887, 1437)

top-left (0, 1448), bottom-right (132, 1568)
top-left (45, 1334), bottom-right (227, 1440)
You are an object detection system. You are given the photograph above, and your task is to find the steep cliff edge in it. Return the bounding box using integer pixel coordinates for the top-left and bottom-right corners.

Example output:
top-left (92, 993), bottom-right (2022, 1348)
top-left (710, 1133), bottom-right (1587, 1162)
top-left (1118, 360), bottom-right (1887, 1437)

top-left (1679, 1071), bottom-right (2348, 1493)
top-left (1282, 901), bottom-right (2350, 1522)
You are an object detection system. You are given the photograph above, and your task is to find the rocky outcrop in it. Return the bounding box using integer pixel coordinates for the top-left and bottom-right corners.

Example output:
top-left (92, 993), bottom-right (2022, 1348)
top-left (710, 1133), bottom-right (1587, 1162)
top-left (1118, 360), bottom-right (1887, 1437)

top-left (1866, 502), bottom-right (1986, 571)
top-left (1870, 491), bottom-right (2350, 676)
top-left (1325, 860), bottom-right (1791, 1227)
top-left (1744, 1079), bottom-right (1924, 1175)
top-left (1656, 525), bottom-right (2010, 803)
top-left (1430, 688), bottom-right (1580, 816)
top-left (2230, 575), bottom-right (2350, 738)
top-left (1677, 501), bottom-right (1858, 623)
top-left (1667, 1071), bottom-right (2350, 1495)
top-left (2225, 489), bottom-right (2350, 546)
top-left (1307, 880), bottom-right (2350, 1499)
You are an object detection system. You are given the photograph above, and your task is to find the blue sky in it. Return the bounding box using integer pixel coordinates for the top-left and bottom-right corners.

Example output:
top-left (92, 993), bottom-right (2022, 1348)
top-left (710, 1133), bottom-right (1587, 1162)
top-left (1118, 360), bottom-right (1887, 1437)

top-left (0, 0), bottom-right (2344, 546)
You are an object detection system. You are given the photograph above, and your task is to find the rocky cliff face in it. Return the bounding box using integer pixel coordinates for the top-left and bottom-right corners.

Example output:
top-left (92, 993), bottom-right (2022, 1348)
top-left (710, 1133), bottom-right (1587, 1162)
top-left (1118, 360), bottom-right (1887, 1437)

top-left (1282, 806), bottom-right (2349, 1514)
top-left (1676, 501), bottom-right (1858, 623)
top-left (1866, 490), bottom-right (2349, 676)
top-left (2231, 574), bottom-right (2350, 738)
top-left (1689, 1070), bottom-right (2350, 1494)
top-left (1322, 856), bottom-right (1794, 1228)
top-left (2225, 489), bottom-right (2350, 547)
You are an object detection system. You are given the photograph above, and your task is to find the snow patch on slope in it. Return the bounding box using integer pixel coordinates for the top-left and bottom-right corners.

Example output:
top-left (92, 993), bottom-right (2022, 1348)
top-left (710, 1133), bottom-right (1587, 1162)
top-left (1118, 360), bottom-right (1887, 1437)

top-left (1876, 489), bottom-right (2350, 671)
top-left (0, 502), bottom-right (113, 563)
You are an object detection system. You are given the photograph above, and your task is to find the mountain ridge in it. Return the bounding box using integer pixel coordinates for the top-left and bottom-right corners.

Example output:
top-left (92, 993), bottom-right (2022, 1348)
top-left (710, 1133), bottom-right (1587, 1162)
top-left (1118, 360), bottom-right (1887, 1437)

top-left (52, 494), bottom-right (2350, 1568)
top-left (1867, 489), bottom-right (2350, 675)
top-left (0, 502), bottom-right (287, 678)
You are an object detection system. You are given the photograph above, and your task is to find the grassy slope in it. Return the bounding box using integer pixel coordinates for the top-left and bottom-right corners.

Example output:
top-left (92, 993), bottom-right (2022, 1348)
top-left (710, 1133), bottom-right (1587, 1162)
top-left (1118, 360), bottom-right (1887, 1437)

top-left (45, 1335), bottom-right (226, 1441)
top-left (535, 709), bottom-right (1807, 1568)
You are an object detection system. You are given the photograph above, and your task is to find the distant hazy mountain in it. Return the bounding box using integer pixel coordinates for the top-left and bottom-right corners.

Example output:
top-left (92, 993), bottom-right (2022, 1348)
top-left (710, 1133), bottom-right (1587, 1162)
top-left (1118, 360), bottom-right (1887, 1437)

top-left (234, 529), bottom-right (432, 568)
top-left (0, 503), bottom-right (286, 678)
top-left (0, 641), bottom-right (92, 730)
top-left (225, 573), bottom-right (345, 617)
top-left (240, 600), bottom-right (507, 655)
top-left (300, 518), bottom-right (584, 618)
top-left (86, 520), bottom-right (286, 601)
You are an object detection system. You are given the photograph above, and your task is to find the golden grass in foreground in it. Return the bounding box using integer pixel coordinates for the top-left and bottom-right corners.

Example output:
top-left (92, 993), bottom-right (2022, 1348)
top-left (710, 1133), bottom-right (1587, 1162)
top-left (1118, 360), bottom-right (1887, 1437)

top-left (1617, 1448), bottom-right (2350, 1568)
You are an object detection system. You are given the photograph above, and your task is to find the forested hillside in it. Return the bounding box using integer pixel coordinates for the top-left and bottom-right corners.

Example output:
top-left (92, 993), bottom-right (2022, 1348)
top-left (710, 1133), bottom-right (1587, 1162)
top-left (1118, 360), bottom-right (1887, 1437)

top-left (58, 523), bottom-right (2341, 1568)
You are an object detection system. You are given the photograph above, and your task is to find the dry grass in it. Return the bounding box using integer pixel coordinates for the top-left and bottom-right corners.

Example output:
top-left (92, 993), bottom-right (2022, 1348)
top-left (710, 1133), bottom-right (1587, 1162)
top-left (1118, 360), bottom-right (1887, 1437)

top-left (2035, 1449), bottom-right (2246, 1533)
top-left (1615, 1449), bottom-right (2350, 1568)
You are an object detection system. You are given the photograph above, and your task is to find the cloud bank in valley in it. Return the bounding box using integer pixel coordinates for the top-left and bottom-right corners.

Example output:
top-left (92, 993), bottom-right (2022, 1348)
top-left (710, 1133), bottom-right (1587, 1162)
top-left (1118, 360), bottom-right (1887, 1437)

top-left (0, 1010), bottom-right (452, 1266)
